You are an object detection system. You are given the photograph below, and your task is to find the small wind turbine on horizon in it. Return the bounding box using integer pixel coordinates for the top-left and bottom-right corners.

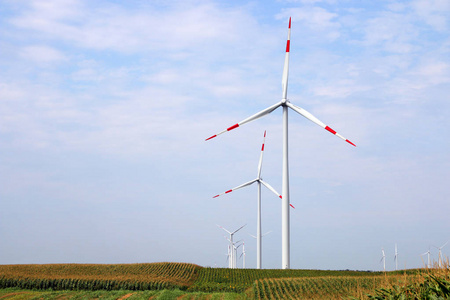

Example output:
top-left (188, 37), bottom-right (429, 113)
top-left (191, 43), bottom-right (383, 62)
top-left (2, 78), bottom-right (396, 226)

top-left (213, 131), bottom-right (293, 269)
top-left (380, 248), bottom-right (386, 272)
top-left (240, 241), bottom-right (246, 269)
top-left (394, 243), bottom-right (398, 271)
top-left (433, 241), bottom-right (449, 268)
top-left (218, 224), bottom-right (246, 269)
top-left (206, 17), bottom-right (356, 269)
top-left (421, 248), bottom-right (431, 268)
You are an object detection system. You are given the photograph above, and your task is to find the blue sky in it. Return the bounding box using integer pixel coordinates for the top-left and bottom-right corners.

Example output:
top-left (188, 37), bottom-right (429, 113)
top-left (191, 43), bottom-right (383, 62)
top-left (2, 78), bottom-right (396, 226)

top-left (1, 0), bottom-right (449, 270)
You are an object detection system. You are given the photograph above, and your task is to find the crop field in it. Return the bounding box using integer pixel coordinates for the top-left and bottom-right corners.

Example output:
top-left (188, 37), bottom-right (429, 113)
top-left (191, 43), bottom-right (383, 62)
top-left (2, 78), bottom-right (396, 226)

top-left (252, 274), bottom-right (420, 299)
top-left (0, 262), bottom-right (447, 299)
top-left (0, 263), bottom-right (201, 291)
top-left (188, 267), bottom-right (386, 293)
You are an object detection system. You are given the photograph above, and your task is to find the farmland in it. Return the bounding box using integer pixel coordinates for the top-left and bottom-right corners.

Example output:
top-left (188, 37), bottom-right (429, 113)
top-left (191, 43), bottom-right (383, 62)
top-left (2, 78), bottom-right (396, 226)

top-left (0, 262), bottom-right (447, 299)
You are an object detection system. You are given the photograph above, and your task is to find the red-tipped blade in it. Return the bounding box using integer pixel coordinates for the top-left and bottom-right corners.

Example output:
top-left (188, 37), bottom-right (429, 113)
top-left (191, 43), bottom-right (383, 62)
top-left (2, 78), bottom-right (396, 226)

top-left (287, 102), bottom-right (356, 147)
top-left (205, 102), bottom-right (281, 141)
top-left (212, 179), bottom-right (258, 198)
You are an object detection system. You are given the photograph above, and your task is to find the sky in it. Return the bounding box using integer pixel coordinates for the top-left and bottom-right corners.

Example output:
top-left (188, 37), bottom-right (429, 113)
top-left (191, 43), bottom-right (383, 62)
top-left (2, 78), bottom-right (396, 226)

top-left (0, 0), bottom-right (449, 271)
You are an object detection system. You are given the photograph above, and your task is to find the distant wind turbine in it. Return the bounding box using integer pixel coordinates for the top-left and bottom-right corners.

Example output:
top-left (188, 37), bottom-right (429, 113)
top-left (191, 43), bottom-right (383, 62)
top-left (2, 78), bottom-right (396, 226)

top-left (240, 242), bottom-right (246, 269)
top-left (206, 17), bottom-right (355, 269)
top-left (433, 241), bottom-right (449, 268)
top-left (217, 224), bottom-right (246, 269)
top-left (394, 243), bottom-right (398, 271)
top-left (421, 248), bottom-right (431, 268)
top-left (380, 248), bottom-right (386, 272)
top-left (213, 131), bottom-right (293, 269)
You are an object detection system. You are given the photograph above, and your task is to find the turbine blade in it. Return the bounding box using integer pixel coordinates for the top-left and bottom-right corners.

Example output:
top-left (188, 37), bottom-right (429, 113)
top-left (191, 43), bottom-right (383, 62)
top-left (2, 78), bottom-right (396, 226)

top-left (262, 230), bottom-right (273, 237)
top-left (257, 131), bottom-right (267, 179)
top-left (231, 224), bottom-right (247, 235)
top-left (205, 102), bottom-right (281, 141)
top-left (281, 17), bottom-right (291, 100)
top-left (217, 225), bottom-right (231, 235)
top-left (286, 102), bottom-right (356, 147)
top-left (213, 179), bottom-right (258, 198)
top-left (441, 241), bottom-right (449, 248)
top-left (260, 180), bottom-right (295, 209)
top-left (260, 180), bottom-right (282, 199)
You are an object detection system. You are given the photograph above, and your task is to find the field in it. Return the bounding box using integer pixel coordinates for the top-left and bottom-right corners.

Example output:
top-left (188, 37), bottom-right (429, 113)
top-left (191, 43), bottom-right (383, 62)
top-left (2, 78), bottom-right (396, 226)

top-left (0, 263), bottom-right (448, 299)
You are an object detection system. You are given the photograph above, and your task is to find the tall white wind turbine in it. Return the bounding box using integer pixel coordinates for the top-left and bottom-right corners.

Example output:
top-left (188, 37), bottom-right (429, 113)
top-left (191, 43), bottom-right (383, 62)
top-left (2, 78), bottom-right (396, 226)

top-left (206, 18), bottom-right (356, 269)
top-left (380, 248), bottom-right (386, 272)
top-left (213, 131), bottom-right (293, 269)
top-left (433, 241), bottom-right (449, 268)
top-left (217, 224), bottom-right (246, 269)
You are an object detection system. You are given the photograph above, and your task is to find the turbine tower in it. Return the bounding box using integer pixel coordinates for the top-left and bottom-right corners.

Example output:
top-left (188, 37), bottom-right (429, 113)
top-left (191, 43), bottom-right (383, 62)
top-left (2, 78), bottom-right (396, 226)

top-left (213, 131), bottom-right (293, 269)
top-left (217, 224), bottom-right (246, 269)
top-left (206, 18), bottom-right (355, 269)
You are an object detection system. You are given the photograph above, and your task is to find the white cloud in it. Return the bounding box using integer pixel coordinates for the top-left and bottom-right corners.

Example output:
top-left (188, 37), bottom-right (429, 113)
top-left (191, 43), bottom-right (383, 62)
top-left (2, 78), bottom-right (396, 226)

top-left (19, 45), bottom-right (66, 64)
top-left (411, 0), bottom-right (450, 31)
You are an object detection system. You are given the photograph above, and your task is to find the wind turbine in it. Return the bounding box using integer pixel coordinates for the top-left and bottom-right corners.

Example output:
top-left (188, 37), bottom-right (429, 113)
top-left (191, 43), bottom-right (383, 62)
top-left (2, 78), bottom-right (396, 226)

top-left (240, 241), bottom-right (246, 269)
top-left (206, 17), bottom-right (356, 269)
top-left (433, 241), bottom-right (449, 268)
top-left (213, 131), bottom-right (293, 269)
top-left (217, 224), bottom-right (246, 269)
top-left (380, 248), bottom-right (386, 272)
top-left (421, 248), bottom-right (431, 268)
top-left (394, 243), bottom-right (398, 271)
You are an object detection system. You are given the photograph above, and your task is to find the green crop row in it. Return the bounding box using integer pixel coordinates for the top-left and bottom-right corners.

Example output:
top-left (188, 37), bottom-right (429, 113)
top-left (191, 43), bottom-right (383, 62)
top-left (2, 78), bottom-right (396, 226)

top-left (0, 277), bottom-right (183, 291)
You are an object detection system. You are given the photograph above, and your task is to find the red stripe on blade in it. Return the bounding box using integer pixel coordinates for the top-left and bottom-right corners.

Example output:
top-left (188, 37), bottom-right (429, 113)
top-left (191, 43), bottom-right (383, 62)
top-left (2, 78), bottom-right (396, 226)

top-left (290, 204), bottom-right (295, 209)
top-left (206, 135), bottom-right (217, 141)
top-left (261, 144), bottom-right (265, 151)
top-left (213, 195), bottom-right (219, 198)
top-left (286, 40), bottom-right (290, 52)
top-left (346, 139), bottom-right (356, 147)
top-left (227, 124), bottom-right (239, 131)
top-left (325, 126), bottom-right (336, 135)
top-left (225, 190), bottom-right (232, 194)
top-left (279, 195), bottom-right (282, 199)
top-left (289, 17), bottom-right (291, 29)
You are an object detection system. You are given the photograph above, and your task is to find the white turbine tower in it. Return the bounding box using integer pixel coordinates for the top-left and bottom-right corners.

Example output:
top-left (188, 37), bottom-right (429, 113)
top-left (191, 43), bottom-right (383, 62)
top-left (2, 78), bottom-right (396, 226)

top-left (206, 18), bottom-right (355, 269)
top-left (433, 241), bottom-right (449, 268)
top-left (217, 224), bottom-right (246, 269)
top-left (380, 248), bottom-right (386, 272)
top-left (394, 243), bottom-right (398, 271)
top-left (421, 248), bottom-right (431, 268)
top-left (213, 131), bottom-right (293, 269)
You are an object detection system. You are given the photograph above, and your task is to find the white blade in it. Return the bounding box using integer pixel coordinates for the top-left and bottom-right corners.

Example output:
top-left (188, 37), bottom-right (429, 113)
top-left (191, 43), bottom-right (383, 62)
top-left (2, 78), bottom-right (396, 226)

top-left (281, 17), bottom-right (291, 100)
top-left (260, 179), bottom-right (281, 199)
top-left (213, 179), bottom-right (258, 198)
top-left (257, 131), bottom-right (267, 179)
top-left (231, 224), bottom-right (247, 235)
top-left (286, 102), bottom-right (356, 147)
top-left (217, 225), bottom-right (232, 235)
top-left (441, 241), bottom-right (449, 249)
top-left (205, 102), bottom-right (281, 141)
top-left (260, 179), bottom-right (295, 209)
